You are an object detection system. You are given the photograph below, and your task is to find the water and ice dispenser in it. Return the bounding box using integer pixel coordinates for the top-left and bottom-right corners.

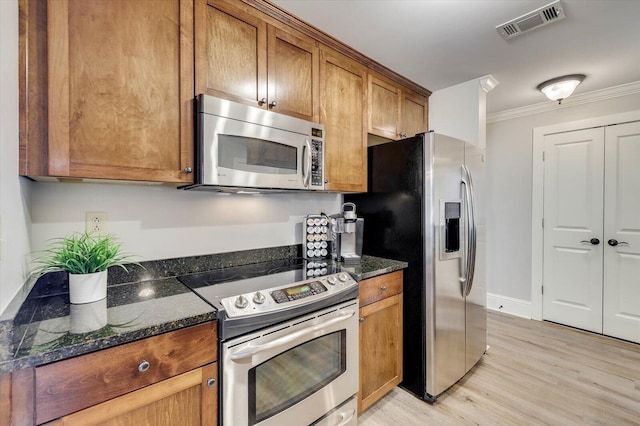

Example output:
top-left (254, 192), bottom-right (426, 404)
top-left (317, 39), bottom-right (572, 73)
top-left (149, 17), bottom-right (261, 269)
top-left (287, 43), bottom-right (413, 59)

top-left (440, 201), bottom-right (462, 260)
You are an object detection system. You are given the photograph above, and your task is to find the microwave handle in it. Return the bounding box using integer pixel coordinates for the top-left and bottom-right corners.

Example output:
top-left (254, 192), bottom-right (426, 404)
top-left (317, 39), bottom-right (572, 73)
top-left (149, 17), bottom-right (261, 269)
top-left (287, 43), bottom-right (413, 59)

top-left (302, 139), bottom-right (312, 188)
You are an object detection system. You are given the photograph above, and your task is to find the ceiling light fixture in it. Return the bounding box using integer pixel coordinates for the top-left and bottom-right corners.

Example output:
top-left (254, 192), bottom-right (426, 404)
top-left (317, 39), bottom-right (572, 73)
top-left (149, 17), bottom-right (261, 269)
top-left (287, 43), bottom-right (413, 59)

top-left (536, 74), bottom-right (585, 104)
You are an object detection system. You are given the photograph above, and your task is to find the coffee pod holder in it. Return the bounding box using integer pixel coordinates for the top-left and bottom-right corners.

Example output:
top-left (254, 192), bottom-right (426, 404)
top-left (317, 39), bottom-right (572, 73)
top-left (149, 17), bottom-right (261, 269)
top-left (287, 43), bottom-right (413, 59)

top-left (303, 214), bottom-right (330, 259)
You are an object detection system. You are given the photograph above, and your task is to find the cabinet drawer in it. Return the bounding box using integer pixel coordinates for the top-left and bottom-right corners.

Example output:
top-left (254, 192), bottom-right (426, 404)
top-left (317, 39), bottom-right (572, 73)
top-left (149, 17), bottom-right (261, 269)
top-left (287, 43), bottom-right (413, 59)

top-left (359, 271), bottom-right (403, 307)
top-left (35, 322), bottom-right (217, 424)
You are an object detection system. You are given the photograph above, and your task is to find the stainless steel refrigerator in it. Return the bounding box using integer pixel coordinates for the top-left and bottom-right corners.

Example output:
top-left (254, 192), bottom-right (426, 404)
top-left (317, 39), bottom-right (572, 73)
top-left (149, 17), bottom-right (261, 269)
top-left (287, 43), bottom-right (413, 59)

top-left (345, 131), bottom-right (486, 401)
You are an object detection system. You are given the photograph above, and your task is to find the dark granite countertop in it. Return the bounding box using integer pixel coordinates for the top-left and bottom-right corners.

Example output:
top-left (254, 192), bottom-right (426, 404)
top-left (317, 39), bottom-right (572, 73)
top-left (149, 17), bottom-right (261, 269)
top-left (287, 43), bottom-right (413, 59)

top-left (1, 275), bottom-right (215, 374)
top-left (0, 246), bottom-right (405, 374)
top-left (344, 255), bottom-right (408, 280)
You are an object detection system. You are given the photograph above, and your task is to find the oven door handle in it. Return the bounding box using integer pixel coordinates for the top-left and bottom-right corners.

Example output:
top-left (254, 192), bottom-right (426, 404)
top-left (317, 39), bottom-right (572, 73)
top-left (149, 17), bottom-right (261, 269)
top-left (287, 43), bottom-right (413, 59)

top-left (229, 309), bottom-right (356, 361)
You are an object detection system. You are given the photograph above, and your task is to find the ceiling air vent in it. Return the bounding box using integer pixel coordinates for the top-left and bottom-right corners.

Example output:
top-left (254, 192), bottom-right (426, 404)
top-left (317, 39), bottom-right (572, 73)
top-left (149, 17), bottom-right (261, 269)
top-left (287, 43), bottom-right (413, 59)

top-left (496, 0), bottom-right (566, 40)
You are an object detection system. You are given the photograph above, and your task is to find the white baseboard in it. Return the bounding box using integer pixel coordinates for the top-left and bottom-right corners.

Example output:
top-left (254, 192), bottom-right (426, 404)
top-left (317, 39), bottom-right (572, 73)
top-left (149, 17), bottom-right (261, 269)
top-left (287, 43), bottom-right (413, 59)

top-left (487, 293), bottom-right (532, 319)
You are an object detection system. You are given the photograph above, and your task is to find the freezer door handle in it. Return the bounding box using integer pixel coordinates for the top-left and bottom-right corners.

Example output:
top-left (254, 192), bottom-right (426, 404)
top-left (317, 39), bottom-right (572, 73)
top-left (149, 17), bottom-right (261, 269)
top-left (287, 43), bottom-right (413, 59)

top-left (461, 165), bottom-right (477, 297)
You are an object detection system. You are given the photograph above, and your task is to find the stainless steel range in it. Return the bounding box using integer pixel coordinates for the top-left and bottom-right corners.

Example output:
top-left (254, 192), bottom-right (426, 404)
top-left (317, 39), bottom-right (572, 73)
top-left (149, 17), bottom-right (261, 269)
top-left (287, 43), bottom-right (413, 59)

top-left (179, 258), bottom-right (359, 426)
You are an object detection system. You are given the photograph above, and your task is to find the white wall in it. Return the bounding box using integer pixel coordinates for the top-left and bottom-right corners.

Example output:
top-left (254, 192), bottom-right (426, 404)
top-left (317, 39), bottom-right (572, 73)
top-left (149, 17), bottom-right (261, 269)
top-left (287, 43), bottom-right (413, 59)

top-left (486, 90), bottom-right (640, 309)
top-left (0, 0), bottom-right (32, 314)
top-left (30, 183), bottom-right (341, 261)
top-left (0, 0), bottom-right (341, 314)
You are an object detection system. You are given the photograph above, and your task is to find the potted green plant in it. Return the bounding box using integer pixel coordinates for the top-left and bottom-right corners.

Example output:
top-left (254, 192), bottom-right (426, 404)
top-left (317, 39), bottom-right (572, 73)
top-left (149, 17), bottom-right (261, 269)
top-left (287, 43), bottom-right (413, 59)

top-left (32, 232), bottom-right (139, 304)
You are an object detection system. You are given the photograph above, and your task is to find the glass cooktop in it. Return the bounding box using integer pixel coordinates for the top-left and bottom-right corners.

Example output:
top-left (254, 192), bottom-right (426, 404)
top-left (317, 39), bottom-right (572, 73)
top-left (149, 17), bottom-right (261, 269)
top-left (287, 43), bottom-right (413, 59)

top-left (177, 258), bottom-right (337, 306)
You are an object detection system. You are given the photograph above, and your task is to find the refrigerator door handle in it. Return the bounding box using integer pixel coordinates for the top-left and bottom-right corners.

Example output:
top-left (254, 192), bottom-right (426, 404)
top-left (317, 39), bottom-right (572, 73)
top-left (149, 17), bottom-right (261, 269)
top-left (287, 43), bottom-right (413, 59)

top-left (461, 165), bottom-right (477, 297)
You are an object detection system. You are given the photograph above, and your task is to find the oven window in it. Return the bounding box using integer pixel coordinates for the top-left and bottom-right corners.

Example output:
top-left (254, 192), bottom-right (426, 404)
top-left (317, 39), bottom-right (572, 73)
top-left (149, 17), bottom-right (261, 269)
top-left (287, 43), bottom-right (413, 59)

top-left (248, 330), bottom-right (346, 425)
top-left (218, 135), bottom-right (297, 174)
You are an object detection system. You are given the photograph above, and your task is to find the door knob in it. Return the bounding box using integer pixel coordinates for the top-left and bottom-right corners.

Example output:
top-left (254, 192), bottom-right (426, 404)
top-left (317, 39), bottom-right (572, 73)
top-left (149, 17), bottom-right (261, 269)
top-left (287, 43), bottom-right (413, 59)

top-left (608, 239), bottom-right (629, 247)
top-left (580, 238), bottom-right (600, 245)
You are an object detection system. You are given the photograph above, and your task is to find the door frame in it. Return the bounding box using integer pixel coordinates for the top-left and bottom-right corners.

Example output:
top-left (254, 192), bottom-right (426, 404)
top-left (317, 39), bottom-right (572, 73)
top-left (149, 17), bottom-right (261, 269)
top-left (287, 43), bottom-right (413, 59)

top-left (530, 109), bottom-right (640, 321)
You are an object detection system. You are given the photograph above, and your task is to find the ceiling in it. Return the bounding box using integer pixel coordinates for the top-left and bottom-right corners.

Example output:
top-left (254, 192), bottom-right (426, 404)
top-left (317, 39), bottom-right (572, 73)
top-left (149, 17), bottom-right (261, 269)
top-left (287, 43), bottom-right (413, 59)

top-left (269, 0), bottom-right (640, 114)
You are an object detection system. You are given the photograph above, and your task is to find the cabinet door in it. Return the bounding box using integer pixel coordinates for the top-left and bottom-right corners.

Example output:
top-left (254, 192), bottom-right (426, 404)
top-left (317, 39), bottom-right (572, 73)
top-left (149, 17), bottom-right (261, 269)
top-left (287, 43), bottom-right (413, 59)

top-left (319, 45), bottom-right (367, 192)
top-left (359, 293), bottom-right (403, 413)
top-left (195, 0), bottom-right (267, 106)
top-left (47, 0), bottom-right (194, 183)
top-left (196, 0), bottom-right (318, 122)
top-left (400, 89), bottom-right (428, 138)
top-left (50, 364), bottom-right (218, 426)
top-left (267, 25), bottom-right (319, 121)
top-left (368, 73), bottom-right (401, 140)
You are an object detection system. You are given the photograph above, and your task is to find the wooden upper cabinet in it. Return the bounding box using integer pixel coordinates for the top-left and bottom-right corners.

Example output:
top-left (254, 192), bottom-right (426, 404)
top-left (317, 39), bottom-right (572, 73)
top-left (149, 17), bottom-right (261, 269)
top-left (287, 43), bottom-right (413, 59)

top-left (400, 89), bottom-right (429, 138)
top-left (319, 45), bottom-right (367, 193)
top-left (368, 72), bottom-right (401, 140)
top-left (195, 0), bottom-right (319, 122)
top-left (26, 0), bottom-right (195, 183)
top-left (368, 72), bottom-right (428, 140)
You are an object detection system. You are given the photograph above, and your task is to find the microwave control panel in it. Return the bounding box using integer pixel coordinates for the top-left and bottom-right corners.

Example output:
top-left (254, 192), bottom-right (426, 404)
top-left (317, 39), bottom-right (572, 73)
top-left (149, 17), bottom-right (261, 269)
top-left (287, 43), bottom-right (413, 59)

top-left (311, 139), bottom-right (324, 187)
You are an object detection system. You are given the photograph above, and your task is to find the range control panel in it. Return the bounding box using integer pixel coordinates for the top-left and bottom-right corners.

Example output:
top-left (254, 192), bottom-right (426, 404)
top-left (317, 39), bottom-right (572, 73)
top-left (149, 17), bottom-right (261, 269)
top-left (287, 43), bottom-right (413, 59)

top-left (220, 272), bottom-right (356, 318)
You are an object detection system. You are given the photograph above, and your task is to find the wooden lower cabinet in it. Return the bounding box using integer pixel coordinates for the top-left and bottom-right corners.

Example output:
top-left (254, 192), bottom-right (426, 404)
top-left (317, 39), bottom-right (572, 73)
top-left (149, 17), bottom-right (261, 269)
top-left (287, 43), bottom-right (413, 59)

top-left (358, 270), bottom-right (403, 413)
top-left (48, 363), bottom-right (217, 426)
top-left (33, 322), bottom-right (218, 425)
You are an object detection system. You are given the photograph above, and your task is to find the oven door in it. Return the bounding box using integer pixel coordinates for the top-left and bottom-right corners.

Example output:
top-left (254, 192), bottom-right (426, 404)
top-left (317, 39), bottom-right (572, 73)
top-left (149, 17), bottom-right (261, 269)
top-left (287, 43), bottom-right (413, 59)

top-left (200, 112), bottom-right (313, 190)
top-left (221, 300), bottom-right (358, 426)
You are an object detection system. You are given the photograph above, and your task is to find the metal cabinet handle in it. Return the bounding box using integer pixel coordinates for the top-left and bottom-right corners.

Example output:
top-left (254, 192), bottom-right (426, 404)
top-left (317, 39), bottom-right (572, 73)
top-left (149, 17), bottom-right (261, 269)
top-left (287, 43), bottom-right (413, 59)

top-left (138, 360), bottom-right (150, 373)
top-left (184, 166), bottom-right (192, 174)
top-left (269, 100), bottom-right (277, 108)
top-left (359, 317), bottom-right (365, 323)
top-left (580, 238), bottom-right (600, 245)
top-left (380, 285), bottom-right (387, 291)
top-left (259, 98), bottom-right (267, 105)
top-left (608, 239), bottom-right (629, 247)
top-left (207, 378), bottom-right (216, 388)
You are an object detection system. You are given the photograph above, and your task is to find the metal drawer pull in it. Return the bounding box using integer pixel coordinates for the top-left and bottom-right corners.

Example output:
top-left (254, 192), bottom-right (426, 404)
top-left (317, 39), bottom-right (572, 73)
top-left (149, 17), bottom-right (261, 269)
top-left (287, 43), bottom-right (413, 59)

top-left (359, 317), bottom-right (365, 323)
top-left (380, 285), bottom-right (388, 291)
top-left (138, 360), bottom-right (150, 373)
top-left (207, 378), bottom-right (216, 388)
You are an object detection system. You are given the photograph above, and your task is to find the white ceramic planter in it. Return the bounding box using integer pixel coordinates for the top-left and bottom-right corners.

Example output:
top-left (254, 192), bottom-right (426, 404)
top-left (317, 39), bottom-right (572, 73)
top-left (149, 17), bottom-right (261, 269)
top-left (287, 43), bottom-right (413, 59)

top-left (69, 298), bottom-right (108, 333)
top-left (68, 270), bottom-right (108, 304)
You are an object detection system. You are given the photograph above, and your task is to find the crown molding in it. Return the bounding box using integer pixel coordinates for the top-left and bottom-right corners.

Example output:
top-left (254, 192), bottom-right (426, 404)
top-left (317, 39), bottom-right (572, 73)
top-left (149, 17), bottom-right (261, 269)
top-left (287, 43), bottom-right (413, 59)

top-left (487, 80), bottom-right (640, 123)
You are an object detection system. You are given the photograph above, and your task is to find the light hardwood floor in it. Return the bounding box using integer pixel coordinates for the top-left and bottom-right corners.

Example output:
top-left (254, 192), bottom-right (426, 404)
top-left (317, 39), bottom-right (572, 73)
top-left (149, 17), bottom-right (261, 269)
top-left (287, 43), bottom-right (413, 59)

top-left (359, 310), bottom-right (640, 425)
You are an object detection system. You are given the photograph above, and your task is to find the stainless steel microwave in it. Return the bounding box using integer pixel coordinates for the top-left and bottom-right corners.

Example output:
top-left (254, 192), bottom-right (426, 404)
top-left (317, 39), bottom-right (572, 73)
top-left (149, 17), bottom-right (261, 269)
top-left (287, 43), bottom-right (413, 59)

top-left (181, 94), bottom-right (325, 192)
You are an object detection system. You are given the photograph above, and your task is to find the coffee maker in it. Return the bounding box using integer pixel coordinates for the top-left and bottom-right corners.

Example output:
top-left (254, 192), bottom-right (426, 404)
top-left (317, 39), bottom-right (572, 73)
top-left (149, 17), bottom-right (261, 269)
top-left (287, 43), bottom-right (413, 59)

top-left (329, 203), bottom-right (364, 264)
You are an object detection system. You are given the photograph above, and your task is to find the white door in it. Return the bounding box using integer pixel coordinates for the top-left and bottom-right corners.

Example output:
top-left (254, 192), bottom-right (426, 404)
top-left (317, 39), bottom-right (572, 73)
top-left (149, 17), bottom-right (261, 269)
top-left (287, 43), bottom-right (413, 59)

top-left (542, 128), bottom-right (604, 333)
top-left (603, 121), bottom-right (640, 342)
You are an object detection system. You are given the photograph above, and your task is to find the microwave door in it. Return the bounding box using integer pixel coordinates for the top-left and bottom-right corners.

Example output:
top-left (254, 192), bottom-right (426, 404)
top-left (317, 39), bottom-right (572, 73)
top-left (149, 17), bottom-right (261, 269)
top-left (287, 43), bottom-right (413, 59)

top-left (202, 115), bottom-right (306, 190)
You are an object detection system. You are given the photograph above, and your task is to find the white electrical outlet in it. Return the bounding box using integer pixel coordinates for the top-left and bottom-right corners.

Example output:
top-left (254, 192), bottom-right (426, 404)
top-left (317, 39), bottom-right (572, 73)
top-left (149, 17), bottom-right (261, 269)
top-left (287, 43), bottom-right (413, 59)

top-left (86, 212), bottom-right (108, 235)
